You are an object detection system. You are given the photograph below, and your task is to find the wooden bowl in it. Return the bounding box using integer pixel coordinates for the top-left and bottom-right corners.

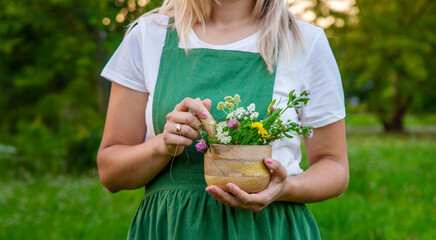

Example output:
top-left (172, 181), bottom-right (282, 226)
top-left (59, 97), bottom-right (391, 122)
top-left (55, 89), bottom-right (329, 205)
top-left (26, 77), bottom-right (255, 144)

top-left (204, 144), bottom-right (271, 193)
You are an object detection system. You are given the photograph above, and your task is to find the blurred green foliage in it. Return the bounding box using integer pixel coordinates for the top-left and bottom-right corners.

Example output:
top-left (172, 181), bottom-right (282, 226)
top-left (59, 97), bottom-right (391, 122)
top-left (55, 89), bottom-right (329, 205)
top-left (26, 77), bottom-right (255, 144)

top-left (0, 0), bottom-right (162, 175)
top-left (336, 0), bottom-right (436, 131)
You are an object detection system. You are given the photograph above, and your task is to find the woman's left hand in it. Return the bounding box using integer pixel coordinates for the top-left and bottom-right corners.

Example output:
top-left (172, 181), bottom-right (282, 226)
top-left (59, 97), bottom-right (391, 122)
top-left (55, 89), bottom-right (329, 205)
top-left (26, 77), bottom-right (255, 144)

top-left (205, 157), bottom-right (287, 212)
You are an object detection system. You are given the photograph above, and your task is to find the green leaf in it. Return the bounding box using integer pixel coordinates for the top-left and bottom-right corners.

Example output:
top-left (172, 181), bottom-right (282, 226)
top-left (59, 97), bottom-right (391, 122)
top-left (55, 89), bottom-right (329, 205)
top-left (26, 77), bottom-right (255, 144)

top-left (267, 99), bottom-right (276, 115)
top-left (283, 132), bottom-right (294, 138)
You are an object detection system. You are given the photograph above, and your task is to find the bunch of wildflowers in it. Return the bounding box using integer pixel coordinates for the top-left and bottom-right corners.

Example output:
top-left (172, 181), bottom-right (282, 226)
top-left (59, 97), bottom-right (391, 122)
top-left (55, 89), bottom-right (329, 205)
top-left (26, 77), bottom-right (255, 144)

top-left (196, 91), bottom-right (313, 152)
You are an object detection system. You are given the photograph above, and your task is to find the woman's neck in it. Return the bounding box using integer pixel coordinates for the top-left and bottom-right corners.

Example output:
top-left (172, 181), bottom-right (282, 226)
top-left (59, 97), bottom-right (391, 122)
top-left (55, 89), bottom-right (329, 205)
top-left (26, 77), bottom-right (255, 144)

top-left (209, 0), bottom-right (257, 29)
top-left (193, 0), bottom-right (258, 46)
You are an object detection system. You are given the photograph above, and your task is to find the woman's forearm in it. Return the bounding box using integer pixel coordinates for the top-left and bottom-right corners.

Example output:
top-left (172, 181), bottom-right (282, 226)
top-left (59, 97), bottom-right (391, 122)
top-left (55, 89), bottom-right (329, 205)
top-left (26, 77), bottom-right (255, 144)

top-left (278, 157), bottom-right (349, 203)
top-left (97, 134), bottom-right (172, 193)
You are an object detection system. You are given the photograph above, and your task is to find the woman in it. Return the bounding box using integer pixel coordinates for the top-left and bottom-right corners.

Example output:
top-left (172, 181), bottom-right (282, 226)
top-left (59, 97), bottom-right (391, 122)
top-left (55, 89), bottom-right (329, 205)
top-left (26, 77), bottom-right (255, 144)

top-left (98, 0), bottom-right (348, 239)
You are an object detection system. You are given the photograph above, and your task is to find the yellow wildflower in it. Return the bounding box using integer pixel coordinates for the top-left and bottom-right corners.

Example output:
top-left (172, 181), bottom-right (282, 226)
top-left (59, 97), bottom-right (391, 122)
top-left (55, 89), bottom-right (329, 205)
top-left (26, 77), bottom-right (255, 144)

top-left (258, 128), bottom-right (268, 138)
top-left (251, 122), bottom-right (263, 129)
top-left (252, 122), bottom-right (268, 138)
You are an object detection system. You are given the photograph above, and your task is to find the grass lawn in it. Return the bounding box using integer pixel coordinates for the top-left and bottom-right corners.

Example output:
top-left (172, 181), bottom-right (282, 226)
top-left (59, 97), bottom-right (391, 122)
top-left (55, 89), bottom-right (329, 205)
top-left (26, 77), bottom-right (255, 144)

top-left (1, 121), bottom-right (435, 239)
top-left (307, 131), bottom-right (436, 239)
top-left (0, 175), bottom-right (144, 239)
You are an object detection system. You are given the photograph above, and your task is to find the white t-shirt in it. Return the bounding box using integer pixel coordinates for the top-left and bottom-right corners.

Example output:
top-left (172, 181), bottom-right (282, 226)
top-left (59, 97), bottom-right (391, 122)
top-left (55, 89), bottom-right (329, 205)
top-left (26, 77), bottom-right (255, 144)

top-left (101, 14), bottom-right (345, 176)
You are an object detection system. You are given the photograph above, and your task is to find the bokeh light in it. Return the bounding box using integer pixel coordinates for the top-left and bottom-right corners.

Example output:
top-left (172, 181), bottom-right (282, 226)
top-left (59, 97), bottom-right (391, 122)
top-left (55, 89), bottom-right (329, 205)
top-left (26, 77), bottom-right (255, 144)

top-left (102, 17), bottom-right (111, 26)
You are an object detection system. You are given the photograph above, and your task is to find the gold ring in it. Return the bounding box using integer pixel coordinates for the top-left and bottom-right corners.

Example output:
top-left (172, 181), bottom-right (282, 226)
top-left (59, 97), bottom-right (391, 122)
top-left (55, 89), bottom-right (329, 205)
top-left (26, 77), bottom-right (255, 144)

top-left (176, 124), bottom-right (182, 134)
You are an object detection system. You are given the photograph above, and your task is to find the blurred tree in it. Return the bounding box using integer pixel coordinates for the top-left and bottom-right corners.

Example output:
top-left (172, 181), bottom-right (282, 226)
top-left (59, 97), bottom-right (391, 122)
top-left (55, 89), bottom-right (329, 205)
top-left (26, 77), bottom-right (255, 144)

top-left (0, 0), bottom-right (161, 175)
top-left (288, 0), bottom-right (358, 31)
top-left (288, 0), bottom-right (360, 111)
top-left (338, 0), bottom-right (436, 132)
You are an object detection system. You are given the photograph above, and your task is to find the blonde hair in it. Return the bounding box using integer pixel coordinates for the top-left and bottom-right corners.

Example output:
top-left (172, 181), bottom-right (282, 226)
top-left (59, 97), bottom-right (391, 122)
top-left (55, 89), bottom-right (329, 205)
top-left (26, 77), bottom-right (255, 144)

top-left (127, 0), bottom-right (302, 72)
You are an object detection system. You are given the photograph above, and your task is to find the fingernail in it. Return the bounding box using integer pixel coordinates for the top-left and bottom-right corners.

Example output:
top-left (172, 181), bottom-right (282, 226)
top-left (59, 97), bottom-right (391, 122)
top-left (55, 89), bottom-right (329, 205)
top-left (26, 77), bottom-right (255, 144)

top-left (206, 187), bottom-right (215, 194)
top-left (202, 111), bottom-right (208, 118)
top-left (266, 158), bottom-right (273, 164)
top-left (226, 183), bottom-right (233, 191)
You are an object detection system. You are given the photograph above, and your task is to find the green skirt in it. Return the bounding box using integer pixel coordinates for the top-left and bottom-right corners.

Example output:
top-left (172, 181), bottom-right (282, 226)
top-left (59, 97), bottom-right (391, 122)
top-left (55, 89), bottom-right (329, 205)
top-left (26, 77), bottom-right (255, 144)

top-left (127, 162), bottom-right (321, 240)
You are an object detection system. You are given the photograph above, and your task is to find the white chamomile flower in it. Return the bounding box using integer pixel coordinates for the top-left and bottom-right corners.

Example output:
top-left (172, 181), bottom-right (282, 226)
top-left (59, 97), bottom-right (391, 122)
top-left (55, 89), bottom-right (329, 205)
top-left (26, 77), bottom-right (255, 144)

top-left (221, 136), bottom-right (231, 144)
top-left (216, 122), bottom-right (227, 132)
top-left (216, 130), bottom-right (231, 144)
top-left (308, 129), bottom-right (314, 139)
top-left (233, 107), bottom-right (245, 119)
top-left (247, 103), bottom-right (256, 112)
top-left (297, 121), bottom-right (302, 128)
top-left (250, 112), bottom-right (259, 120)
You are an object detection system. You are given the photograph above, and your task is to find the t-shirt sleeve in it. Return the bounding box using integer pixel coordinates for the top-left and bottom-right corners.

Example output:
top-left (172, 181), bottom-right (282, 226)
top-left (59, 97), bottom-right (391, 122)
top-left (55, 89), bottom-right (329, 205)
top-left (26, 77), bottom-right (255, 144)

top-left (298, 30), bottom-right (345, 128)
top-left (100, 23), bottom-right (148, 92)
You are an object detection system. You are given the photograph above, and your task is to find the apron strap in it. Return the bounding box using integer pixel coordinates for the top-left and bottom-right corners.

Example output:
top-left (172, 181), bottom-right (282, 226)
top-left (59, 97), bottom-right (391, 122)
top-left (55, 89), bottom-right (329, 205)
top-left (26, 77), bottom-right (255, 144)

top-left (164, 18), bottom-right (179, 48)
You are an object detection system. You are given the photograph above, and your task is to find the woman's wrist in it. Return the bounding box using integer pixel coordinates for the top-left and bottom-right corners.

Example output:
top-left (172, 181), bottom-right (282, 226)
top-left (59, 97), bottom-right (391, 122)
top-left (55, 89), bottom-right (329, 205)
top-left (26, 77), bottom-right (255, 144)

top-left (153, 134), bottom-right (173, 159)
top-left (277, 177), bottom-right (301, 202)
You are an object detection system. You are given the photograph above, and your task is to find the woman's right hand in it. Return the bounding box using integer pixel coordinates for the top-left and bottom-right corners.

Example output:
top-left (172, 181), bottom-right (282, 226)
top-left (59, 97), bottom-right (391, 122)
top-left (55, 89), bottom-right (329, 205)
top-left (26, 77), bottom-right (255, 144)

top-left (162, 97), bottom-right (211, 156)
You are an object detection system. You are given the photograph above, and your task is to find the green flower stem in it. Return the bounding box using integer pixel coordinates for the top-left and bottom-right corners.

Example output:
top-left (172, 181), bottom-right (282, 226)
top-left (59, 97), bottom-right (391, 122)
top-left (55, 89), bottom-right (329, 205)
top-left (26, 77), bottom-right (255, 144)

top-left (240, 128), bottom-right (258, 145)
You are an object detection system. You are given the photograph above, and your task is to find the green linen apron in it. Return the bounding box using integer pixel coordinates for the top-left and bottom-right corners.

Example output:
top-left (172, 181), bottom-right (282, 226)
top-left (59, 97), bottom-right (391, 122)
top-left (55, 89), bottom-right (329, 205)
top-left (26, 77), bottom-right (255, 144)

top-left (127, 21), bottom-right (321, 240)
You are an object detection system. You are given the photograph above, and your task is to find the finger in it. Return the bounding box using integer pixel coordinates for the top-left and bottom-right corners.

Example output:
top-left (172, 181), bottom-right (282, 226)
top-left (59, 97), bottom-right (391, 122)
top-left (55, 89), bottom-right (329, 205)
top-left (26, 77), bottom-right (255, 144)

top-left (165, 122), bottom-right (199, 140)
top-left (193, 98), bottom-right (215, 136)
top-left (226, 183), bottom-right (269, 206)
top-left (206, 186), bottom-right (243, 208)
top-left (195, 98), bottom-right (212, 119)
top-left (174, 97), bottom-right (209, 119)
top-left (166, 112), bottom-right (202, 131)
top-left (264, 158), bottom-right (287, 182)
top-left (162, 132), bottom-right (193, 147)
top-left (202, 98), bottom-right (212, 111)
